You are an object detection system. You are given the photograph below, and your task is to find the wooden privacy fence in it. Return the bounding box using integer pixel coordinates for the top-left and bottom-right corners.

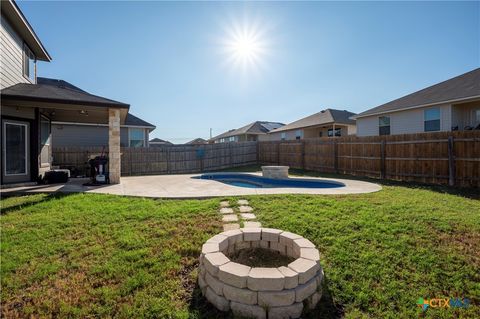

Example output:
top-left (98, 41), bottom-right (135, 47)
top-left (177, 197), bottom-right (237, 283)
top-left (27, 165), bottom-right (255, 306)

top-left (258, 131), bottom-right (480, 187)
top-left (52, 141), bottom-right (258, 176)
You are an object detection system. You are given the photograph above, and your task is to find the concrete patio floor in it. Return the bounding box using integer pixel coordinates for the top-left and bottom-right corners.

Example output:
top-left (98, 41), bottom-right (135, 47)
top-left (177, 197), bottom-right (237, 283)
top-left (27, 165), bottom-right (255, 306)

top-left (1, 173), bottom-right (381, 199)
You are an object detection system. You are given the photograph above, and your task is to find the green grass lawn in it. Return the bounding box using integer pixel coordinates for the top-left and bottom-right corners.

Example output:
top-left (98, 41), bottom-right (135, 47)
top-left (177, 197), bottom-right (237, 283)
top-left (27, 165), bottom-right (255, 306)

top-left (1, 176), bottom-right (479, 318)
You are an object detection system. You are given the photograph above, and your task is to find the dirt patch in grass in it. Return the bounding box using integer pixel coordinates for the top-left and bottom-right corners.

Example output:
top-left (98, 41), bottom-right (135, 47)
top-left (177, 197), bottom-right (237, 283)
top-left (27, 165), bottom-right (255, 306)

top-left (228, 248), bottom-right (295, 267)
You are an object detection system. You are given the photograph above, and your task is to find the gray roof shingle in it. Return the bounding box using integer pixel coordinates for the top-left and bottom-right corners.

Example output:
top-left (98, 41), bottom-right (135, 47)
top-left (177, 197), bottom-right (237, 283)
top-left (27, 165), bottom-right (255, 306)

top-left (211, 121), bottom-right (284, 140)
top-left (125, 113), bottom-right (155, 129)
top-left (355, 68), bottom-right (480, 118)
top-left (271, 109), bottom-right (356, 133)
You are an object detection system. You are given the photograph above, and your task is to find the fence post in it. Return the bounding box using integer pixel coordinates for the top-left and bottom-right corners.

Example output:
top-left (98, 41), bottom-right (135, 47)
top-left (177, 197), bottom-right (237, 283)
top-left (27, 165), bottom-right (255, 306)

top-left (166, 148), bottom-right (170, 174)
top-left (333, 140), bottom-right (339, 174)
top-left (448, 135), bottom-right (455, 186)
top-left (301, 140), bottom-right (306, 170)
top-left (380, 140), bottom-right (386, 179)
top-left (277, 142), bottom-right (281, 165)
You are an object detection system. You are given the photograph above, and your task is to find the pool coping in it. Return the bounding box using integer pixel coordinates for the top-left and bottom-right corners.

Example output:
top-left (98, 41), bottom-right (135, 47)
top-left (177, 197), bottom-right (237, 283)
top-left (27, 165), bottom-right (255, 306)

top-left (1, 173), bottom-right (382, 198)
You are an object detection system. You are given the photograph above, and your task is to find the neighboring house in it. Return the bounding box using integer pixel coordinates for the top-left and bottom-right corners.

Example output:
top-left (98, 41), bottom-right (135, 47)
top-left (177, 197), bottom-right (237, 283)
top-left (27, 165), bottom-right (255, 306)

top-left (149, 138), bottom-right (173, 147)
top-left (186, 138), bottom-right (207, 145)
top-left (210, 121), bottom-right (285, 143)
top-left (44, 79), bottom-right (155, 148)
top-left (260, 109), bottom-right (356, 141)
top-left (0, 0), bottom-right (128, 184)
top-left (354, 68), bottom-right (480, 136)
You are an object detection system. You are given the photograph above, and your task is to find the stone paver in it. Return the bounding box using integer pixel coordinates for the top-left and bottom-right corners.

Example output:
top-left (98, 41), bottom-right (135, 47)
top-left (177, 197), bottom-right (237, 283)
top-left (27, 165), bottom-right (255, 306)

top-left (244, 221), bottom-right (262, 228)
top-left (223, 223), bottom-right (240, 231)
top-left (279, 232), bottom-right (302, 247)
top-left (223, 285), bottom-right (258, 305)
top-left (294, 277), bottom-right (317, 302)
top-left (242, 228), bottom-right (262, 241)
top-left (205, 271), bottom-right (224, 295)
top-left (222, 214), bottom-right (238, 222)
top-left (201, 243), bottom-right (220, 255)
top-left (278, 266), bottom-right (299, 289)
top-left (240, 213), bottom-right (257, 220)
top-left (299, 248), bottom-right (320, 264)
top-left (218, 262), bottom-right (251, 288)
top-left (235, 241), bottom-right (251, 250)
top-left (288, 258), bottom-right (319, 284)
top-left (205, 287), bottom-right (230, 311)
top-left (219, 201), bottom-right (230, 208)
top-left (237, 199), bottom-right (249, 205)
top-left (206, 234), bottom-right (229, 251)
top-left (306, 291), bottom-right (322, 310)
top-left (230, 301), bottom-right (266, 319)
top-left (248, 267), bottom-right (285, 291)
top-left (268, 302), bottom-right (303, 319)
top-left (293, 238), bottom-right (315, 255)
top-left (258, 290), bottom-right (295, 307)
top-left (261, 228), bottom-right (282, 242)
top-left (204, 252), bottom-right (230, 277)
top-left (270, 241), bottom-right (286, 255)
top-left (239, 205), bottom-right (253, 213)
top-left (219, 207), bottom-right (234, 214)
top-left (222, 229), bottom-right (243, 246)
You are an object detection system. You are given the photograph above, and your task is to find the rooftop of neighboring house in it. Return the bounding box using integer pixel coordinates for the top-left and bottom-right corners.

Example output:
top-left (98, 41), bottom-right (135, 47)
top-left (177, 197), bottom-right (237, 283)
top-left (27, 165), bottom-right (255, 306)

top-left (211, 121), bottom-right (285, 141)
top-left (186, 138), bottom-right (207, 145)
top-left (270, 109), bottom-right (356, 133)
top-left (354, 68), bottom-right (480, 119)
top-left (149, 138), bottom-right (173, 145)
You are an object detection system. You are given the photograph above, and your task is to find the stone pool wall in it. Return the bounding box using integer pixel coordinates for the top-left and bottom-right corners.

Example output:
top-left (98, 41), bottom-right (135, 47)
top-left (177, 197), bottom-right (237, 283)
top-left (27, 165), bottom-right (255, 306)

top-left (261, 166), bottom-right (289, 179)
top-left (198, 228), bottom-right (323, 319)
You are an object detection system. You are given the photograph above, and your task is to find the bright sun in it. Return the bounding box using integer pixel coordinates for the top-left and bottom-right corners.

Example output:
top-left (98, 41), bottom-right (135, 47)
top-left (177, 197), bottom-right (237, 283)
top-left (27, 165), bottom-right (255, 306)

top-left (221, 19), bottom-right (269, 73)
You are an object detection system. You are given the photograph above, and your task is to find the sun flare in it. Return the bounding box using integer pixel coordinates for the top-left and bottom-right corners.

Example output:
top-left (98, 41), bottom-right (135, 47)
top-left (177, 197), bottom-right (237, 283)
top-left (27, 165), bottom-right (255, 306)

top-left (221, 19), bottom-right (269, 73)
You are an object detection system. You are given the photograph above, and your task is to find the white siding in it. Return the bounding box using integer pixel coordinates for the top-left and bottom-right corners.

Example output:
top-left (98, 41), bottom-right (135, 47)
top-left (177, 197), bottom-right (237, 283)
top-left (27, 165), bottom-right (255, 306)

top-left (356, 104), bottom-right (452, 136)
top-left (0, 14), bottom-right (32, 89)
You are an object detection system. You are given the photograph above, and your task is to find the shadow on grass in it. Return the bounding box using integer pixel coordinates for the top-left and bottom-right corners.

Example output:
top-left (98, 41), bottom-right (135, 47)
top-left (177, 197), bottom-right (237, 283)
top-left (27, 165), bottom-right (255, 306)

top-left (0, 192), bottom-right (72, 215)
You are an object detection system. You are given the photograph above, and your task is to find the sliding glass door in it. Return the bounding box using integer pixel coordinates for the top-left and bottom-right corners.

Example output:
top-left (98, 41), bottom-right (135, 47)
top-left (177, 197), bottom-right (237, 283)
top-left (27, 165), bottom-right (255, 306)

top-left (2, 119), bottom-right (30, 184)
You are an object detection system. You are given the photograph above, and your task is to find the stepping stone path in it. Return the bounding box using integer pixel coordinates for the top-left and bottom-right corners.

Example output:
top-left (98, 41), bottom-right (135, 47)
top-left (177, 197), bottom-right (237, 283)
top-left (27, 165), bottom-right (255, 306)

top-left (218, 199), bottom-right (261, 232)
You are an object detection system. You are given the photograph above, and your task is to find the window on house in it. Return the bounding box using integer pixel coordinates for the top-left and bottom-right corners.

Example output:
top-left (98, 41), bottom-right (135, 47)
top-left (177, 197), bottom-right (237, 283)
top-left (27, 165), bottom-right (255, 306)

top-left (40, 116), bottom-right (50, 145)
top-left (327, 128), bottom-right (341, 137)
top-left (475, 109), bottom-right (480, 123)
top-left (129, 128), bottom-right (145, 147)
top-left (379, 116), bottom-right (390, 135)
top-left (281, 132), bottom-right (286, 141)
top-left (23, 44), bottom-right (36, 82)
top-left (295, 130), bottom-right (302, 140)
top-left (424, 108), bottom-right (440, 132)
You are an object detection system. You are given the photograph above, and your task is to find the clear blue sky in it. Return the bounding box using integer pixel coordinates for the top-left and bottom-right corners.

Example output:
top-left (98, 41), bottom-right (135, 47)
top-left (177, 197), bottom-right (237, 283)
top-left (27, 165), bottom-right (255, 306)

top-left (19, 1), bottom-right (479, 143)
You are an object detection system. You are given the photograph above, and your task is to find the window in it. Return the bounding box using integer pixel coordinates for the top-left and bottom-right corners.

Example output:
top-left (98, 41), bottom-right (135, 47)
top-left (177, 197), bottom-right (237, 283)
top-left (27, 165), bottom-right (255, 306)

top-left (40, 116), bottom-right (50, 145)
top-left (295, 130), bottom-right (302, 140)
top-left (327, 128), bottom-right (341, 137)
top-left (475, 110), bottom-right (480, 123)
top-left (319, 132), bottom-right (323, 137)
top-left (424, 108), bottom-right (440, 132)
top-left (23, 44), bottom-right (36, 82)
top-left (281, 132), bottom-right (286, 141)
top-left (378, 116), bottom-right (390, 135)
top-left (129, 128), bottom-right (145, 147)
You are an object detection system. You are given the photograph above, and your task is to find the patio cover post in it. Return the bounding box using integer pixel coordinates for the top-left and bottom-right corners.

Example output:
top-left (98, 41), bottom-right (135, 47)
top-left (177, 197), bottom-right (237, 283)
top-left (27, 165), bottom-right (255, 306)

top-left (109, 108), bottom-right (121, 184)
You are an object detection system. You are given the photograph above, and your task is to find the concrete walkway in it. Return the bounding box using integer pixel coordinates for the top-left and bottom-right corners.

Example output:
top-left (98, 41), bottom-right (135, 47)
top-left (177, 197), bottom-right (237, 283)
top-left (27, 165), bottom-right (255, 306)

top-left (1, 173), bottom-right (381, 199)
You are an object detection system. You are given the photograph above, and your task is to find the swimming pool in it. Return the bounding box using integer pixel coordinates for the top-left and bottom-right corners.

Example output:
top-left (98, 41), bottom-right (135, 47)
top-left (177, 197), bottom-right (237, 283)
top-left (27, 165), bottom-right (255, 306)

top-left (197, 173), bottom-right (345, 189)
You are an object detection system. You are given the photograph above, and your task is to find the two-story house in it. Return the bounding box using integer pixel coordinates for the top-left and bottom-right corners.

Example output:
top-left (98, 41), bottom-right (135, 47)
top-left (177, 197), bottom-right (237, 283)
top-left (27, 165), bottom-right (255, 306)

top-left (0, 0), bottom-right (139, 185)
top-left (210, 121), bottom-right (285, 143)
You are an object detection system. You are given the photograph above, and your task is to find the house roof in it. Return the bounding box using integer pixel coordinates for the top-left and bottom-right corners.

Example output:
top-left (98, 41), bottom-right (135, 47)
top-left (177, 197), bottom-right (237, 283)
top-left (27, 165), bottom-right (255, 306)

top-left (149, 138), bottom-right (173, 144)
top-left (211, 121), bottom-right (285, 140)
top-left (1, 80), bottom-right (130, 109)
top-left (1, 0), bottom-right (51, 61)
top-left (125, 113), bottom-right (155, 129)
top-left (271, 109), bottom-right (356, 133)
top-left (186, 138), bottom-right (207, 145)
top-left (354, 68), bottom-right (480, 119)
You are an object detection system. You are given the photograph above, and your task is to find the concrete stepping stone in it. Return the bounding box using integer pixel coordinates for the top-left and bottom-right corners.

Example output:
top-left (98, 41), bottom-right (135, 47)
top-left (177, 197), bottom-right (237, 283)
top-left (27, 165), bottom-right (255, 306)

top-left (222, 214), bottom-right (239, 222)
top-left (219, 201), bottom-right (230, 208)
top-left (239, 206), bottom-right (253, 213)
top-left (219, 207), bottom-right (234, 214)
top-left (237, 199), bottom-right (249, 205)
top-left (223, 223), bottom-right (240, 231)
top-left (243, 221), bottom-right (262, 228)
top-left (240, 213), bottom-right (256, 220)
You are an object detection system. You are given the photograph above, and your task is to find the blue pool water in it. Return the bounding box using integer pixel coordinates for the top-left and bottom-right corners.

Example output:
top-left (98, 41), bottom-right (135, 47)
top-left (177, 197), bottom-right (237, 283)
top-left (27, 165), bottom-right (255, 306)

top-left (197, 173), bottom-right (344, 189)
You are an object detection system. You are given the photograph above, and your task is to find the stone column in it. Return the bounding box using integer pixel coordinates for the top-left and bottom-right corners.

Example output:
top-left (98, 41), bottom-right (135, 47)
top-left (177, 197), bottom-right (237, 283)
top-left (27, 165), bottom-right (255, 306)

top-left (108, 108), bottom-right (121, 184)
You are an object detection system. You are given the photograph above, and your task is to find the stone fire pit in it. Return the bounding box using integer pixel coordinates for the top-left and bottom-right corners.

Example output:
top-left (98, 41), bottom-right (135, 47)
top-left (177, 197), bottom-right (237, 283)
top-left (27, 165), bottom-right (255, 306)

top-left (198, 228), bottom-right (323, 319)
top-left (261, 166), bottom-right (289, 179)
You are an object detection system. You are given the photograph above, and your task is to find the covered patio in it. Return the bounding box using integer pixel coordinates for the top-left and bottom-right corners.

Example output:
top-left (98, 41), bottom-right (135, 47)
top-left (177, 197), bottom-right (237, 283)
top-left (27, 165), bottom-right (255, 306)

top-left (0, 80), bottom-right (129, 185)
